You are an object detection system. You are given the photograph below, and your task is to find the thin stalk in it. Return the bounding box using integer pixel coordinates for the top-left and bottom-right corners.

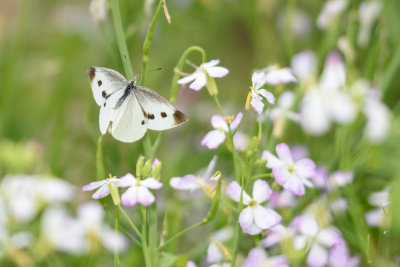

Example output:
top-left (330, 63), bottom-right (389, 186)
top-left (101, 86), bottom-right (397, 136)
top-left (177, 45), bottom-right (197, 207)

top-left (381, 46), bottom-right (400, 102)
top-left (118, 205), bottom-right (142, 239)
top-left (141, 0), bottom-right (163, 85)
top-left (140, 207), bottom-right (152, 267)
top-left (111, 0), bottom-right (134, 80)
top-left (119, 227), bottom-right (142, 246)
top-left (114, 209), bottom-right (121, 267)
top-left (96, 135), bottom-right (105, 180)
top-left (230, 168), bottom-right (245, 267)
top-left (158, 221), bottom-right (204, 250)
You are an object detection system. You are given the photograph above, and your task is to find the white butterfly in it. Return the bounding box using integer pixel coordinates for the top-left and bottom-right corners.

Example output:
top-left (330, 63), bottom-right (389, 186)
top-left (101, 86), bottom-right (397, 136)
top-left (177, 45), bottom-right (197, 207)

top-left (88, 66), bottom-right (188, 142)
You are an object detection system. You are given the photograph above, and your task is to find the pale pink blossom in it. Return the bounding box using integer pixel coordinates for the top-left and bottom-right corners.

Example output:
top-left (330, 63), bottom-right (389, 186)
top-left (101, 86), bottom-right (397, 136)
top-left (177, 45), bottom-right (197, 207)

top-left (82, 177), bottom-right (120, 199)
top-left (263, 143), bottom-right (315, 195)
top-left (118, 173), bottom-right (162, 207)
top-left (226, 180), bottom-right (281, 235)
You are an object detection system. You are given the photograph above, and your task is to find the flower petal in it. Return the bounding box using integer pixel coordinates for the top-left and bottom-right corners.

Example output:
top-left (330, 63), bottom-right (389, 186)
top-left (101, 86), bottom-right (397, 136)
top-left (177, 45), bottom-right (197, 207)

top-left (262, 151), bottom-right (282, 168)
top-left (207, 66), bottom-right (229, 78)
top-left (203, 59), bottom-right (220, 69)
top-left (92, 184), bottom-right (110, 199)
top-left (276, 143), bottom-right (293, 163)
top-left (137, 186), bottom-right (155, 206)
top-left (307, 244), bottom-right (328, 267)
top-left (226, 181), bottom-right (251, 204)
top-left (230, 112), bottom-right (243, 130)
top-left (318, 227), bottom-right (340, 247)
top-left (253, 205), bottom-right (281, 229)
top-left (177, 74), bottom-right (197, 85)
top-left (244, 248), bottom-right (267, 267)
top-left (189, 73), bottom-right (207, 91)
top-left (272, 167), bottom-right (290, 185)
top-left (170, 175), bottom-right (198, 191)
top-left (285, 175), bottom-right (306, 195)
top-left (239, 207), bottom-right (254, 230)
top-left (258, 89), bottom-right (275, 104)
top-left (252, 180), bottom-right (272, 203)
top-left (294, 159), bottom-right (316, 178)
top-left (242, 224), bottom-right (263, 235)
top-left (201, 130), bottom-right (226, 149)
top-left (141, 177), bottom-right (163, 190)
top-left (82, 181), bottom-right (105, 191)
top-left (251, 93), bottom-right (264, 114)
top-left (121, 187), bottom-right (137, 207)
top-left (118, 173), bottom-right (136, 188)
top-left (207, 243), bottom-right (223, 264)
top-left (211, 115), bottom-right (228, 130)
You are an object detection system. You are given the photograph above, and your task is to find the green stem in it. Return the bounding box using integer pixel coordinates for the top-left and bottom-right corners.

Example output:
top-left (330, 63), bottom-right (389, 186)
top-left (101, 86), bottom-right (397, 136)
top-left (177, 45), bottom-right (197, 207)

top-left (140, 207), bottom-right (152, 267)
top-left (118, 205), bottom-right (142, 239)
top-left (119, 226), bottom-right (142, 246)
top-left (170, 46), bottom-right (206, 103)
top-left (96, 135), bottom-right (105, 180)
top-left (231, 169), bottom-right (245, 267)
top-left (141, 0), bottom-right (163, 85)
top-left (114, 209), bottom-right (121, 267)
top-left (111, 0), bottom-right (134, 80)
top-left (158, 221), bottom-right (204, 250)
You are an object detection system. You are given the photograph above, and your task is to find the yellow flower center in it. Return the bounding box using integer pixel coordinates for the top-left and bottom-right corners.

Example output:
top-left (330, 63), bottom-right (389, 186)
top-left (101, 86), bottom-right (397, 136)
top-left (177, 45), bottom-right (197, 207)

top-left (249, 198), bottom-right (258, 208)
top-left (288, 163), bottom-right (296, 173)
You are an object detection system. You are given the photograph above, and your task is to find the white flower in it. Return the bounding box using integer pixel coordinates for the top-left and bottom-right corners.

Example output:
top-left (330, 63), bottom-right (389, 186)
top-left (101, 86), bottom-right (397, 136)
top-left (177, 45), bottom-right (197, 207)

top-left (118, 173), bottom-right (162, 207)
top-left (291, 51), bottom-right (316, 82)
top-left (170, 156), bottom-right (217, 194)
top-left (178, 59), bottom-right (229, 91)
top-left (244, 247), bottom-right (288, 267)
top-left (317, 0), bottom-right (348, 29)
top-left (226, 180), bottom-right (281, 235)
top-left (300, 53), bottom-right (356, 135)
top-left (201, 113), bottom-right (242, 149)
top-left (250, 71), bottom-right (276, 114)
top-left (365, 188), bottom-right (390, 227)
top-left (41, 206), bottom-right (86, 254)
top-left (82, 177), bottom-right (121, 199)
top-left (77, 202), bottom-right (129, 252)
top-left (89, 0), bottom-right (107, 22)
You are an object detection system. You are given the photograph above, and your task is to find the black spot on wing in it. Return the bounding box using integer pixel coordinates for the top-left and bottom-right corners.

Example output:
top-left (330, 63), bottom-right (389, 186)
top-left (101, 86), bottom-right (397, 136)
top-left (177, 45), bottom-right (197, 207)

top-left (102, 91), bottom-right (110, 99)
top-left (161, 112), bottom-right (167, 118)
top-left (88, 67), bottom-right (95, 82)
top-left (173, 110), bottom-right (187, 125)
top-left (141, 120), bottom-right (145, 125)
top-left (98, 80), bottom-right (102, 86)
top-left (148, 113), bottom-right (155, 120)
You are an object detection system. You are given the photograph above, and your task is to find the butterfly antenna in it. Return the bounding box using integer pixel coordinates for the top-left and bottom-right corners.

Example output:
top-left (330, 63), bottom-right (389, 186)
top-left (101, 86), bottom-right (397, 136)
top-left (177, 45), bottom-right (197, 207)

top-left (149, 67), bottom-right (162, 73)
top-left (136, 72), bottom-right (141, 83)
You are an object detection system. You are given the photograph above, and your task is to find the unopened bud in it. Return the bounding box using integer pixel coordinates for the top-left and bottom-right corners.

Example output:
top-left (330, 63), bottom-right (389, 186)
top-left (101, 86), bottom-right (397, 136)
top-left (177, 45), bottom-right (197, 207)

top-left (136, 155), bottom-right (145, 178)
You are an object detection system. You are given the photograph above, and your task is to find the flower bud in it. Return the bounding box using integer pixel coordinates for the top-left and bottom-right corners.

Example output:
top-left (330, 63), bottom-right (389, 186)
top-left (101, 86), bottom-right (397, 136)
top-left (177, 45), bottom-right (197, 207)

top-left (206, 76), bottom-right (218, 96)
top-left (142, 159), bottom-right (153, 178)
top-left (108, 181), bottom-right (121, 206)
top-left (136, 155), bottom-right (145, 178)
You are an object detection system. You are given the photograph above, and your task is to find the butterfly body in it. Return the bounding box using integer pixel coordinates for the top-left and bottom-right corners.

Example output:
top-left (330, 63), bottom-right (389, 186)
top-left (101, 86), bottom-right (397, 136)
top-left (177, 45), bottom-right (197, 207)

top-left (88, 66), bottom-right (187, 143)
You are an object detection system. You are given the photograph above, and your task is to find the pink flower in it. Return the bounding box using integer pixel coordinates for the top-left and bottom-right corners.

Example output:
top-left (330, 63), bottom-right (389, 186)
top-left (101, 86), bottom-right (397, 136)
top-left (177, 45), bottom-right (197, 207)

top-left (201, 113), bottom-right (242, 149)
top-left (82, 177), bottom-right (121, 199)
top-left (244, 247), bottom-right (288, 267)
top-left (178, 59), bottom-right (229, 91)
top-left (292, 215), bottom-right (342, 267)
top-left (263, 143), bottom-right (315, 195)
top-left (226, 180), bottom-right (281, 235)
top-left (118, 173), bottom-right (162, 207)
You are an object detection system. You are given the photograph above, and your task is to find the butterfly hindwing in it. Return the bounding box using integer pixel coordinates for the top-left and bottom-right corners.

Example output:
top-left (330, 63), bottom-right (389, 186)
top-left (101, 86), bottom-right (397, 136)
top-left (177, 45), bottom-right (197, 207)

top-left (110, 93), bottom-right (148, 143)
top-left (134, 86), bottom-right (188, 131)
top-left (88, 67), bottom-right (127, 107)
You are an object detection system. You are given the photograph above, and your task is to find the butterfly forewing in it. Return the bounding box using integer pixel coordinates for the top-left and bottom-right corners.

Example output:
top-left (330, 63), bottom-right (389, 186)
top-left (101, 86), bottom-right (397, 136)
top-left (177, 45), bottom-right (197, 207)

top-left (134, 86), bottom-right (188, 131)
top-left (88, 67), bottom-right (127, 106)
top-left (110, 93), bottom-right (148, 143)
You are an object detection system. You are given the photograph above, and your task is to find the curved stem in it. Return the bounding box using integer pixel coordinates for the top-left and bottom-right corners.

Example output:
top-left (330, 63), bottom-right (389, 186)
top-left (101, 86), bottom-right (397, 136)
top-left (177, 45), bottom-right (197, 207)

top-left (170, 46), bottom-right (206, 103)
top-left (96, 135), bottom-right (105, 180)
top-left (158, 221), bottom-right (204, 250)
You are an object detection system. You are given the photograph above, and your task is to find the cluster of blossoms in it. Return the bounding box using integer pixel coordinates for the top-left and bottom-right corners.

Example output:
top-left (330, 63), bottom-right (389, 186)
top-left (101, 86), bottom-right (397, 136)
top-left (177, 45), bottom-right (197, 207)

top-left (0, 175), bottom-right (128, 257)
